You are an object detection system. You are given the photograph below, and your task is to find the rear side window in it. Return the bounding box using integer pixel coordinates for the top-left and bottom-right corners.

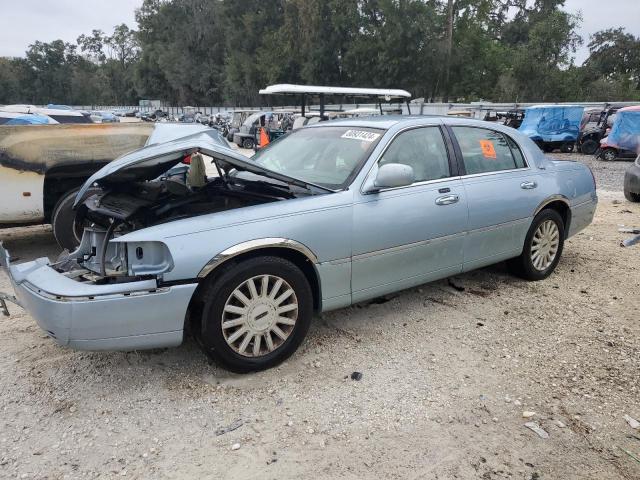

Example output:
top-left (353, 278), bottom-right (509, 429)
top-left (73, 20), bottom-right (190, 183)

top-left (379, 127), bottom-right (450, 183)
top-left (452, 127), bottom-right (525, 175)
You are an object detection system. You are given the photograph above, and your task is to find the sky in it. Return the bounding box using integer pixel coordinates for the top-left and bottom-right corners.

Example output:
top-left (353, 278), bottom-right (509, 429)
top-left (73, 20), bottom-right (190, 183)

top-left (0, 0), bottom-right (638, 65)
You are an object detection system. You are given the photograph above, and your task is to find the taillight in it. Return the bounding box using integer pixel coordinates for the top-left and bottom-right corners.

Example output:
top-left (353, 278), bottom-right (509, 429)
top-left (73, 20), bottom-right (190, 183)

top-left (182, 154), bottom-right (192, 165)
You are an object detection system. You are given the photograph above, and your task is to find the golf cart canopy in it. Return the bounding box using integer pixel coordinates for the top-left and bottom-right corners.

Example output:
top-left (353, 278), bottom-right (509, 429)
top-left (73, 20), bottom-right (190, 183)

top-left (259, 84), bottom-right (412, 116)
top-left (603, 106), bottom-right (640, 153)
top-left (259, 84), bottom-right (411, 99)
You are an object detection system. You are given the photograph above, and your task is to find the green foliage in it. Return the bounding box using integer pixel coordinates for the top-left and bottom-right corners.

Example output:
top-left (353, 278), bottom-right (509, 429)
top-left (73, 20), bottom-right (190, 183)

top-left (0, 0), bottom-right (639, 106)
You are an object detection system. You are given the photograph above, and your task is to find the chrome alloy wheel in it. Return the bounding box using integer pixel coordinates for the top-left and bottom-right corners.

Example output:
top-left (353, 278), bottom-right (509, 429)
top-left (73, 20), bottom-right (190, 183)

top-left (221, 275), bottom-right (298, 357)
top-left (531, 220), bottom-right (560, 271)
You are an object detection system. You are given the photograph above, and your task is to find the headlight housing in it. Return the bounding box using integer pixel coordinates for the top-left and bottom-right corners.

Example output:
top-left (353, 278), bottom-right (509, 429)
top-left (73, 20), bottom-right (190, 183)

top-left (122, 241), bottom-right (174, 276)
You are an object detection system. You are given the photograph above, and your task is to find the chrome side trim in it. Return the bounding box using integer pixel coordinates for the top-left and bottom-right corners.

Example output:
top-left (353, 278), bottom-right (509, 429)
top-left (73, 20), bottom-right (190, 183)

top-left (197, 238), bottom-right (319, 278)
top-left (460, 166), bottom-right (531, 180)
top-left (534, 194), bottom-right (570, 216)
top-left (22, 282), bottom-right (170, 302)
top-left (352, 232), bottom-right (463, 261)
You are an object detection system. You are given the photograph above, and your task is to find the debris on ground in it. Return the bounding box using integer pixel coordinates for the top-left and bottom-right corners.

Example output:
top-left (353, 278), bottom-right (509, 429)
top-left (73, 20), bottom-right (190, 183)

top-left (231, 443), bottom-right (241, 451)
top-left (624, 415), bottom-right (640, 430)
top-left (350, 371), bottom-right (363, 381)
top-left (215, 419), bottom-right (243, 436)
top-left (524, 422), bottom-right (549, 439)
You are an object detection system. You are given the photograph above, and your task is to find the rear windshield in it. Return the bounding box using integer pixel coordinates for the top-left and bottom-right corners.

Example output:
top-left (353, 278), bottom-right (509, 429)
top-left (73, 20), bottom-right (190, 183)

top-left (251, 126), bottom-right (384, 189)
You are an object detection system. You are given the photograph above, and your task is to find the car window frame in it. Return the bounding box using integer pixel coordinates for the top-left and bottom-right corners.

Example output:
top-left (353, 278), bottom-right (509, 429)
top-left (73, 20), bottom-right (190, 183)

top-left (445, 124), bottom-right (530, 177)
top-left (359, 124), bottom-right (459, 194)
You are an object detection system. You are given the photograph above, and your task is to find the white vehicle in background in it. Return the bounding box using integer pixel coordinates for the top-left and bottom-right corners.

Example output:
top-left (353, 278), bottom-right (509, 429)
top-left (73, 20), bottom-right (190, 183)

top-left (0, 122), bottom-right (222, 249)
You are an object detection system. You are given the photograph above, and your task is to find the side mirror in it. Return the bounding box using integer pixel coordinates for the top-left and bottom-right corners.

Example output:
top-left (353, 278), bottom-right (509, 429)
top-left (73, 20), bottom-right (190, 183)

top-left (373, 163), bottom-right (415, 190)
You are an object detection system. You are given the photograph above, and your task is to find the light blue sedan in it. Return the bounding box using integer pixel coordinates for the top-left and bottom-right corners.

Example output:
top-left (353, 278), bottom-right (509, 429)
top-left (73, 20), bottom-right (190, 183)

top-left (0, 117), bottom-right (597, 372)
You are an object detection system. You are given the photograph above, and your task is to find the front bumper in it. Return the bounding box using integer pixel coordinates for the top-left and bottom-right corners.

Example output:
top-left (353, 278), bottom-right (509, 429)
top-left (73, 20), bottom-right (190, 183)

top-left (0, 243), bottom-right (197, 351)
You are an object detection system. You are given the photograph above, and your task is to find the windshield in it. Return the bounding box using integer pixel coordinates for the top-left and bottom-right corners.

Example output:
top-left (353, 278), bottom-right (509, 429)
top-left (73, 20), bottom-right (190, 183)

top-left (251, 126), bottom-right (384, 189)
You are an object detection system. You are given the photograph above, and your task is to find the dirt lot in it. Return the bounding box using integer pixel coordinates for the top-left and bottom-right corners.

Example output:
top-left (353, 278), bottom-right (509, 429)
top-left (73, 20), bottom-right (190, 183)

top-left (0, 154), bottom-right (639, 479)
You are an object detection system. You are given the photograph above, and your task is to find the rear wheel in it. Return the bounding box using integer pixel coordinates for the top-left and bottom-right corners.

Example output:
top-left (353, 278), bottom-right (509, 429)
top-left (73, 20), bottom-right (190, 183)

top-left (195, 256), bottom-right (313, 373)
top-left (600, 148), bottom-right (617, 161)
top-left (242, 137), bottom-right (254, 149)
top-left (560, 142), bottom-right (574, 153)
top-left (508, 209), bottom-right (565, 281)
top-left (580, 139), bottom-right (598, 155)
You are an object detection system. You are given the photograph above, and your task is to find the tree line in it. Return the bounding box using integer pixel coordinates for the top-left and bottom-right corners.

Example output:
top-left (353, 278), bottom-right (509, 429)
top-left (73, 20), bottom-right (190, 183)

top-left (1, 0), bottom-right (639, 107)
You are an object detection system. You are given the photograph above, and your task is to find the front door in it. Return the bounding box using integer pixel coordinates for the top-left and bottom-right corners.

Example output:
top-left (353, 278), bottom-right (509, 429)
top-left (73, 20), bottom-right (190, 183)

top-left (351, 126), bottom-right (468, 303)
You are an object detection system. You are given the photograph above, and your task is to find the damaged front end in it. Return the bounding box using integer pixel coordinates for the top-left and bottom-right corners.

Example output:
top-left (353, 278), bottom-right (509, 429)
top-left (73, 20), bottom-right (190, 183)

top-left (0, 131), bottom-right (326, 350)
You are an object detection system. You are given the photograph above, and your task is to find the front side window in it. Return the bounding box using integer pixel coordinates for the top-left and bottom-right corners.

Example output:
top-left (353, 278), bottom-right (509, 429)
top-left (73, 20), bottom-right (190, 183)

top-left (379, 127), bottom-right (450, 183)
top-left (452, 127), bottom-right (525, 175)
top-left (251, 126), bottom-right (383, 189)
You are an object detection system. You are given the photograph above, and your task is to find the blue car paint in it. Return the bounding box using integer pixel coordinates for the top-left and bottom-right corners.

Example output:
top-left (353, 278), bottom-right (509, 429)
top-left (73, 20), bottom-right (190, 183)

top-left (1, 116), bottom-right (598, 351)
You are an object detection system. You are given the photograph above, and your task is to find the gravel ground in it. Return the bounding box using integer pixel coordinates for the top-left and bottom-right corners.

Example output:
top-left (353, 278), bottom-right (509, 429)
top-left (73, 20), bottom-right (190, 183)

top-left (0, 153), bottom-right (639, 479)
top-left (553, 152), bottom-right (633, 192)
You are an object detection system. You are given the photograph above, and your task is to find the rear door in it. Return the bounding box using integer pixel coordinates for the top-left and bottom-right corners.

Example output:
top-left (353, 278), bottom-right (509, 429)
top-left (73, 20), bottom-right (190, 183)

top-left (448, 125), bottom-right (544, 271)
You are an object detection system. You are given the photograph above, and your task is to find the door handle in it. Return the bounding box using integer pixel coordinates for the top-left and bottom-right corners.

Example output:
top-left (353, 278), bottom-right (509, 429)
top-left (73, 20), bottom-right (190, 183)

top-left (435, 194), bottom-right (459, 206)
top-left (520, 181), bottom-right (538, 189)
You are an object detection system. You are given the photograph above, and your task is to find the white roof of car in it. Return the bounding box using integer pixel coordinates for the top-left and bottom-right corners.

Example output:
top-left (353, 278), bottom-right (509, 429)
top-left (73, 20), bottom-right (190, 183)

top-left (259, 84), bottom-right (411, 99)
top-left (1, 104), bottom-right (86, 117)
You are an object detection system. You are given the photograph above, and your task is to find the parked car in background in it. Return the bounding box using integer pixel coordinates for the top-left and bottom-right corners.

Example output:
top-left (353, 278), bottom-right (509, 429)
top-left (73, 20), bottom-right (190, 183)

top-left (0, 123), bottom-right (217, 249)
top-left (1, 104), bottom-right (93, 124)
top-left (623, 155), bottom-right (640, 202)
top-left (518, 105), bottom-right (584, 152)
top-left (0, 116), bottom-right (597, 372)
top-left (0, 111), bottom-right (55, 125)
top-left (597, 106), bottom-right (640, 161)
top-left (89, 110), bottom-right (120, 123)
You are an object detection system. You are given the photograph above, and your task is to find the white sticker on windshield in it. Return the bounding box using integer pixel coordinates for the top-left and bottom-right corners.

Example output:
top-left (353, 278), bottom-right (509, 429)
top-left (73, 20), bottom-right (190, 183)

top-left (341, 130), bottom-right (381, 142)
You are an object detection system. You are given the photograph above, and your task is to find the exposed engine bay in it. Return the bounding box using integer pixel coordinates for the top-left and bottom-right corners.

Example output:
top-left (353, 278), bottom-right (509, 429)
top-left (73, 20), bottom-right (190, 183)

top-left (52, 153), bottom-right (312, 284)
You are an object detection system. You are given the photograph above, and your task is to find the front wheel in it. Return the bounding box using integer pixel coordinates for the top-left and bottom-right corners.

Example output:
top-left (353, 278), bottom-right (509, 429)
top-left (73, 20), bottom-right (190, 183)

top-left (195, 256), bottom-right (313, 373)
top-left (242, 138), bottom-right (254, 149)
top-left (580, 139), bottom-right (598, 155)
top-left (508, 209), bottom-right (565, 281)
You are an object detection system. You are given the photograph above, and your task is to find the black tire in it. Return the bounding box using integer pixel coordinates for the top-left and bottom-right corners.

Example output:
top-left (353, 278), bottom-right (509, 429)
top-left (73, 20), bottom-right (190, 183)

top-left (51, 188), bottom-right (86, 251)
top-left (195, 256), bottom-right (313, 373)
top-left (242, 138), bottom-right (254, 149)
top-left (508, 209), bottom-right (565, 281)
top-left (543, 144), bottom-right (554, 153)
top-left (624, 189), bottom-right (640, 202)
top-left (600, 148), bottom-right (617, 161)
top-left (580, 139), bottom-right (598, 155)
top-left (560, 142), bottom-right (574, 153)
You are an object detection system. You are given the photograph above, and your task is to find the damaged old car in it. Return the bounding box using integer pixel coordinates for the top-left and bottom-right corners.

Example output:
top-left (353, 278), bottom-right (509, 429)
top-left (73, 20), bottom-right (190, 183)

top-left (0, 117), bottom-right (598, 372)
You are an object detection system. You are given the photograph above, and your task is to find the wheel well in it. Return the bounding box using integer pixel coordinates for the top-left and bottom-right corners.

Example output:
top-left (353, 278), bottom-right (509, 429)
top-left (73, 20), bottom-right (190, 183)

top-left (43, 163), bottom-right (108, 222)
top-left (190, 247), bottom-right (322, 314)
top-left (543, 200), bottom-right (571, 238)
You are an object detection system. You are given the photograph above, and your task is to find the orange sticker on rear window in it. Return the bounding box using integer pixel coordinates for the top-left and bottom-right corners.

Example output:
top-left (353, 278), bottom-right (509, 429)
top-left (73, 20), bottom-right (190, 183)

top-left (480, 140), bottom-right (497, 159)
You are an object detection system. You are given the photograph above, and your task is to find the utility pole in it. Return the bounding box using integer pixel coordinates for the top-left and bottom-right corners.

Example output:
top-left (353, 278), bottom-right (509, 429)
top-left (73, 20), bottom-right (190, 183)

top-left (443, 0), bottom-right (454, 103)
